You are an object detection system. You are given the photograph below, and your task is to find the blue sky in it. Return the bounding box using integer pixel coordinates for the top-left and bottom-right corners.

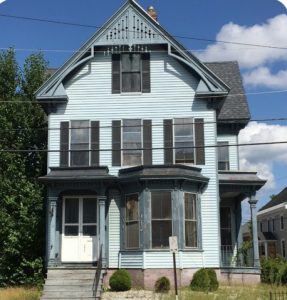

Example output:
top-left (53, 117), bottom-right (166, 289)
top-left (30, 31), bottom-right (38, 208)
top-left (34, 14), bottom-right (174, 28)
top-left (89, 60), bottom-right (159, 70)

top-left (0, 0), bottom-right (286, 215)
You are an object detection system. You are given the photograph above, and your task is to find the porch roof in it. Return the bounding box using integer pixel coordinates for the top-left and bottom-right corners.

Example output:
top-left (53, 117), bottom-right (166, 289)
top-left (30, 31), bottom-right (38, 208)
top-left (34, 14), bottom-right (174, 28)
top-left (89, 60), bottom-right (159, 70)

top-left (219, 171), bottom-right (266, 200)
top-left (39, 167), bottom-right (116, 183)
top-left (258, 232), bottom-right (277, 241)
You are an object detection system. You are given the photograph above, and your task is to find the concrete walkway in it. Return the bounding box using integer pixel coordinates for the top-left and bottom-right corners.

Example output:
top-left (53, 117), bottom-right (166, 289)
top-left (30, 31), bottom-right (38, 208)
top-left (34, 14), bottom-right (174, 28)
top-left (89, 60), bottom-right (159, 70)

top-left (102, 290), bottom-right (166, 300)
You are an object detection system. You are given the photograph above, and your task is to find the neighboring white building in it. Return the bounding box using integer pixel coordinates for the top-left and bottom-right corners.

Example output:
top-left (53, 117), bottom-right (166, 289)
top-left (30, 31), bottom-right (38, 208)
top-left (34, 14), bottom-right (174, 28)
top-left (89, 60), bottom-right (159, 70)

top-left (36, 0), bottom-right (266, 296)
top-left (257, 187), bottom-right (287, 259)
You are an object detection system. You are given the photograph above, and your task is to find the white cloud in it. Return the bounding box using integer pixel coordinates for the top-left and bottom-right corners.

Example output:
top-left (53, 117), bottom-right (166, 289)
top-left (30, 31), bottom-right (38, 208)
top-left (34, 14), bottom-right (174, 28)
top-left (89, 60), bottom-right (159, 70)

top-left (197, 14), bottom-right (287, 69)
top-left (239, 122), bottom-right (287, 191)
top-left (244, 67), bottom-right (287, 89)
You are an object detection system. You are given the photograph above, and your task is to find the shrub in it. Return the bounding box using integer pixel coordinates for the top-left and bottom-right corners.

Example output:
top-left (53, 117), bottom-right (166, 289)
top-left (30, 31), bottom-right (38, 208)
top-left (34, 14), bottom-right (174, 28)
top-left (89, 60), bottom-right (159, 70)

top-left (190, 268), bottom-right (219, 293)
top-left (261, 257), bottom-right (287, 285)
top-left (155, 276), bottom-right (170, 293)
top-left (109, 269), bottom-right (131, 291)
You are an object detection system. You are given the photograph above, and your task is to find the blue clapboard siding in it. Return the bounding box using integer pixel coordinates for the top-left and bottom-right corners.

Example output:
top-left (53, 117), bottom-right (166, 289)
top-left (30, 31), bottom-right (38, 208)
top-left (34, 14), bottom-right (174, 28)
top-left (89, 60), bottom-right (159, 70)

top-left (108, 189), bottom-right (121, 268)
top-left (119, 252), bottom-right (143, 269)
top-left (48, 51), bottom-right (220, 268)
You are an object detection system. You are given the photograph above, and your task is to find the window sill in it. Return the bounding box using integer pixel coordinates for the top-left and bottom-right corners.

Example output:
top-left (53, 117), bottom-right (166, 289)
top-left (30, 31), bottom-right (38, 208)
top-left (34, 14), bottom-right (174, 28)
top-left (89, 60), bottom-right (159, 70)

top-left (120, 92), bottom-right (143, 96)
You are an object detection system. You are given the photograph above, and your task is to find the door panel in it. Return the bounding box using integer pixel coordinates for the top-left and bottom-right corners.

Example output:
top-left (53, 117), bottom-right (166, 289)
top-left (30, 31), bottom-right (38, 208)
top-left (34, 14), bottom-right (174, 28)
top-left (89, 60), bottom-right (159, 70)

top-left (62, 197), bottom-right (98, 262)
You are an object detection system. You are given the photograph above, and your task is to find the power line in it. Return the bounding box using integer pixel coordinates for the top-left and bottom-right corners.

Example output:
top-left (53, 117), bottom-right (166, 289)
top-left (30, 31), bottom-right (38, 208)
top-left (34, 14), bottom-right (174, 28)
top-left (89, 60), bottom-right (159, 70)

top-left (0, 117), bottom-right (287, 133)
top-left (0, 140), bottom-right (287, 153)
top-left (1, 13), bottom-right (287, 51)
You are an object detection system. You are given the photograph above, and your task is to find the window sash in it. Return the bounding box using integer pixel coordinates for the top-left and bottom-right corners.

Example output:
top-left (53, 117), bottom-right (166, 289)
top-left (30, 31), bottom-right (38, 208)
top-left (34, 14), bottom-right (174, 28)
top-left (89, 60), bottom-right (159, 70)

top-left (151, 191), bottom-right (172, 249)
top-left (121, 54), bottom-right (142, 93)
top-left (122, 119), bottom-right (142, 166)
top-left (184, 193), bottom-right (198, 248)
top-left (174, 118), bottom-right (194, 164)
top-left (70, 120), bottom-right (90, 166)
top-left (125, 194), bottom-right (139, 249)
top-left (218, 142), bottom-right (230, 170)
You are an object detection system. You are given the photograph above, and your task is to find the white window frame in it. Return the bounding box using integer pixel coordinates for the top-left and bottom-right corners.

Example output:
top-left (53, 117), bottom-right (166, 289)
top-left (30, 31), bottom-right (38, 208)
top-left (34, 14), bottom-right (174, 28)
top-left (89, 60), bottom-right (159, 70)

top-left (217, 141), bottom-right (230, 171)
top-left (69, 120), bottom-right (91, 167)
top-left (173, 117), bottom-right (195, 165)
top-left (121, 119), bottom-right (143, 167)
top-left (184, 192), bottom-right (198, 249)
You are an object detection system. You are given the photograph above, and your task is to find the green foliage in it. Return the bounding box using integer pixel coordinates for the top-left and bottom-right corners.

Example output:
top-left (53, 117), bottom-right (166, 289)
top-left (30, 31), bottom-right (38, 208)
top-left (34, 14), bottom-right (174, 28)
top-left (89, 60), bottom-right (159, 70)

top-left (109, 269), bottom-right (132, 291)
top-left (190, 268), bottom-right (219, 293)
top-left (154, 276), bottom-right (170, 293)
top-left (0, 49), bottom-right (48, 287)
top-left (238, 241), bottom-right (253, 266)
top-left (261, 257), bottom-right (287, 285)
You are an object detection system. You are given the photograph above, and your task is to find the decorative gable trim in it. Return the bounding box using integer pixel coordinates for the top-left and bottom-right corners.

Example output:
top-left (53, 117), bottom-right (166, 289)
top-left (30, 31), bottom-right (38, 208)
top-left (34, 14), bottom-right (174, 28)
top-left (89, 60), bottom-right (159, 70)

top-left (36, 0), bottom-right (230, 107)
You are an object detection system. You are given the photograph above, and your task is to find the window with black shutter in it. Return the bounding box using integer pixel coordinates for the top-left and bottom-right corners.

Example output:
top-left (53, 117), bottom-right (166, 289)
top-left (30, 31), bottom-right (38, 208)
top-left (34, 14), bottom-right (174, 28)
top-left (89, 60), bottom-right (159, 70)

top-left (112, 53), bottom-right (150, 94)
top-left (59, 120), bottom-right (100, 167)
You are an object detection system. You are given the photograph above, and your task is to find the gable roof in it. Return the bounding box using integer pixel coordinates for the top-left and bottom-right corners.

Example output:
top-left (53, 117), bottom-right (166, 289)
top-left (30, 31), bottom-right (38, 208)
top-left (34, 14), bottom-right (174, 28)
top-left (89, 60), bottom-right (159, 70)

top-left (205, 61), bottom-right (250, 121)
top-left (259, 187), bottom-right (287, 212)
top-left (35, 0), bottom-right (230, 102)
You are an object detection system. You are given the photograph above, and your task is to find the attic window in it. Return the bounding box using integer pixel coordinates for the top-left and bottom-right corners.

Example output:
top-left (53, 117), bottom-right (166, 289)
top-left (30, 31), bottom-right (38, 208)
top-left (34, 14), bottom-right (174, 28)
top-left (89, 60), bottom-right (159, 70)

top-left (112, 53), bottom-right (150, 94)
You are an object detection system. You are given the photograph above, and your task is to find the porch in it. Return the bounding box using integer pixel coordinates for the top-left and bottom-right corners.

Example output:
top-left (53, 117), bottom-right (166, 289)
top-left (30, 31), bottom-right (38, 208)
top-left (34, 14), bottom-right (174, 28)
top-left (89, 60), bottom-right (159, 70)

top-left (219, 171), bottom-right (266, 272)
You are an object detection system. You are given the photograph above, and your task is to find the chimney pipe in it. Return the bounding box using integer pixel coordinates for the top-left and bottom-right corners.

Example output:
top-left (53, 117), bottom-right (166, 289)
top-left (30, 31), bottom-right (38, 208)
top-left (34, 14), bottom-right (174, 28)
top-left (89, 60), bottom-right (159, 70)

top-left (147, 6), bottom-right (158, 21)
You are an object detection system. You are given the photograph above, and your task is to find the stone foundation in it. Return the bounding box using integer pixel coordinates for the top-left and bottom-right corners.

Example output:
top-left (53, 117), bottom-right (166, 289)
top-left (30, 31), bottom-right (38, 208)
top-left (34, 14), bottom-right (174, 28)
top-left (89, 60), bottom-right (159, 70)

top-left (104, 268), bottom-right (261, 289)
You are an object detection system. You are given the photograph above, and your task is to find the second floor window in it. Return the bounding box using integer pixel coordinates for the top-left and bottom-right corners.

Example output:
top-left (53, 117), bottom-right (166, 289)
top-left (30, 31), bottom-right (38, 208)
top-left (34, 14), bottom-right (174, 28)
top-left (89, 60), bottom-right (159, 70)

top-left (122, 119), bottom-right (142, 166)
top-left (70, 121), bottom-right (89, 166)
top-left (174, 118), bottom-right (194, 164)
top-left (218, 142), bottom-right (230, 170)
top-left (60, 120), bottom-right (99, 167)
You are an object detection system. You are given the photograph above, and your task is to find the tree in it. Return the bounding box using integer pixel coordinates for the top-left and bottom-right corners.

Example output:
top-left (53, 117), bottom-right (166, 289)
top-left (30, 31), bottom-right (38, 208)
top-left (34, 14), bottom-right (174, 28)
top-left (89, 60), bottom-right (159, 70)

top-left (0, 49), bottom-right (49, 286)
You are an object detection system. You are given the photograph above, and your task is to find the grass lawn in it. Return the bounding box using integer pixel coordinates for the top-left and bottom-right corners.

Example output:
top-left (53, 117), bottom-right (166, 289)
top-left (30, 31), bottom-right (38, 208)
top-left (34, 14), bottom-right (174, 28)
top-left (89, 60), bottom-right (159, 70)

top-left (161, 285), bottom-right (287, 300)
top-left (0, 288), bottom-right (40, 300)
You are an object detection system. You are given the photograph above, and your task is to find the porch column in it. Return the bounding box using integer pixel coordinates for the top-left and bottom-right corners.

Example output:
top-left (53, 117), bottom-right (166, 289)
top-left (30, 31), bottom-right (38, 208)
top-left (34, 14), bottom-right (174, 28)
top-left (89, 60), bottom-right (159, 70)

top-left (98, 195), bottom-right (107, 267)
top-left (47, 196), bottom-right (57, 267)
top-left (249, 195), bottom-right (260, 268)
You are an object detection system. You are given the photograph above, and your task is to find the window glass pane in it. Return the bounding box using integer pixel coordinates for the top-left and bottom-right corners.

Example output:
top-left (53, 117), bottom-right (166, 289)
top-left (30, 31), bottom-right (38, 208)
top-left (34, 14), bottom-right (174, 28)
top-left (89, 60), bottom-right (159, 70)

top-left (126, 222), bottom-right (139, 248)
top-left (152, 192), bottom-right (171, 219)
top-left (185, 221), bottom-right (197, 247)
top-left (70, 144), bottom-right (89, 166)
top-left (152, 220), bottom-right (172, 248)
top-left (65, 198), bottom-right (79, 223)
top-left (83, 225), bottom-right (97, 236)
top-left (83, 198), bottom-right (97, 223)
top-left (71, 121), bottom-right (89, 144)
top-left (126, 194), bottom-right (139, 222)
top-left (65, 225), bottom-right (78, 236)
top-left (125, 194), bottom-right (139, 249)
top-left (122, 73), bottom-right (141, 93)
top-left (122, 54), bottom-right (140, 72)
top-left (174, 118), bottom-right (194, 164)
top-left (220, 207), bottom-right (232, 246)
top-left (185, 194), bottom-right (196, 220)
top-left (218, 142), bottom-right (229, 170)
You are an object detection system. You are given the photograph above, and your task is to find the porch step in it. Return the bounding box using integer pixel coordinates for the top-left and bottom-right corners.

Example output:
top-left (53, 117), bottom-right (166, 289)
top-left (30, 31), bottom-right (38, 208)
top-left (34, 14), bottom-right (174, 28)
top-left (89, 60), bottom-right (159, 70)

top-left (41, 268), bottom-right (101, 300)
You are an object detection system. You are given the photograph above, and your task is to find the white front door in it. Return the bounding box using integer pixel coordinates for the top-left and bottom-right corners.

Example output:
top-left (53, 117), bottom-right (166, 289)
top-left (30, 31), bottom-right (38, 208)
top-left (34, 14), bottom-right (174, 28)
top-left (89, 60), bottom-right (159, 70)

top-left (61, 197), bottom-right (98, 262)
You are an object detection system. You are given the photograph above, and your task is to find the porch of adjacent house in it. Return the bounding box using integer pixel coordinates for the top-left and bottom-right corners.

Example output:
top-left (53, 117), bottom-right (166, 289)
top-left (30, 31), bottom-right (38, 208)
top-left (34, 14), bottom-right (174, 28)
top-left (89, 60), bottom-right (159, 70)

top-left (218, 171), bottom-right (266, 283)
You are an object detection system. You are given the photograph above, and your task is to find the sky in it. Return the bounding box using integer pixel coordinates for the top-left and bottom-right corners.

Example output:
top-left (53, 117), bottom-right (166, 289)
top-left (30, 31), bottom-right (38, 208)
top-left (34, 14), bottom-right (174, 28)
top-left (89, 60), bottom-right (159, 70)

top-left (0, 0), bottom-right (286, 218)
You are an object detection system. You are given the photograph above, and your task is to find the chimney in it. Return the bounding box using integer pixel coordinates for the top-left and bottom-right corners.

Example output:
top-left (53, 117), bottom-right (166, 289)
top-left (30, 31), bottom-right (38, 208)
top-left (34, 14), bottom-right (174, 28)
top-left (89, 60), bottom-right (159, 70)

top-left (147, 6), bottom-right (158, 21)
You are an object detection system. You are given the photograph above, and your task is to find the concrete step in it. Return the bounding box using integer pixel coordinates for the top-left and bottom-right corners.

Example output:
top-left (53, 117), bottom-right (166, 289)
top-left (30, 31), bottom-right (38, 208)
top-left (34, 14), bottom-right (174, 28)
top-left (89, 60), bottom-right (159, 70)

top-left (43, 285), bottom-right (94, 292)
top-left (41, 291), bottom-right (94, 298)
top-left (41, 298), bottom-right (95, 300)
top-left (45, 279), bottom-right (94, 286)
top-left (47, 273), bottom-right (95, 280)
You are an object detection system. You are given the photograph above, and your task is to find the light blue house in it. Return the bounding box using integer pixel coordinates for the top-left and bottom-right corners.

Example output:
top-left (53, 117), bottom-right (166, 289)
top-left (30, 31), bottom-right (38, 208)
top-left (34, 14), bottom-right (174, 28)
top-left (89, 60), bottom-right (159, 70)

top-left (37, 0), bottom-right (266, 296)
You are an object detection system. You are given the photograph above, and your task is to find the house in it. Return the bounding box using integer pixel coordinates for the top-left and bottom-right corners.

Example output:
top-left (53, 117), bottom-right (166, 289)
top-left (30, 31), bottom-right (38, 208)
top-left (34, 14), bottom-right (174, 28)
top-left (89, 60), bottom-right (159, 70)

top-left (36, 0), bottom-right (266, 296)
top-left (257, 187), bottom-right (287, 259)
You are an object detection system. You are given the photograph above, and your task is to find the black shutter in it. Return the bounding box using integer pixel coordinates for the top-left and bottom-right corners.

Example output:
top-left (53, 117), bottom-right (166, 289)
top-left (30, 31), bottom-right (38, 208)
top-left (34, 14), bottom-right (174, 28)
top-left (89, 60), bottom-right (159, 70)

top-left (143, 120), bottom-right (152, 165)
top-left (112, 54), bottom-right (121, 94)
top-left (91, 121), bottom-right (100, 166)
top-left (164, 119), bottom-right (173, 164)
top-left (194, 118), bottom-right (205, 165)
top-left (112, 120), bottom-right (121, 166)
top-left (142, 53), bottom-right (150, 93)
top-left (60, 122), bottom-right (69, 167)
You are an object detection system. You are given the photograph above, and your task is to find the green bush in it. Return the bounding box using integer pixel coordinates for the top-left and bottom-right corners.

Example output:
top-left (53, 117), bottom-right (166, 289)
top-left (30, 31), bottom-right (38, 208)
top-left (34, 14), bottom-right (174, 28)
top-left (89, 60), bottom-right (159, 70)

top-left (109, 269), bottom-right (131, 291)
top-left (261, 257), bottom-right (287, 285)
top-left (155, 276), bottom-right (170, 293)
top-left (190, 268), bottom-right (219, 293)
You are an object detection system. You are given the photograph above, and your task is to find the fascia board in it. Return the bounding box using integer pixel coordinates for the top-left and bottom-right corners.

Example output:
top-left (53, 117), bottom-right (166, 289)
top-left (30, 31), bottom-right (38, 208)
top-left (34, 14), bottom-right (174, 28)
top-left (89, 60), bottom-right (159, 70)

top-left (257, 202), bottom-right (287, 216)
